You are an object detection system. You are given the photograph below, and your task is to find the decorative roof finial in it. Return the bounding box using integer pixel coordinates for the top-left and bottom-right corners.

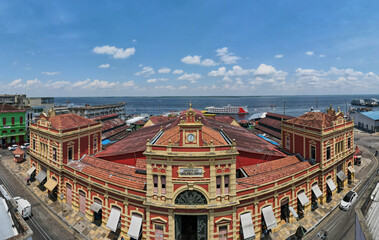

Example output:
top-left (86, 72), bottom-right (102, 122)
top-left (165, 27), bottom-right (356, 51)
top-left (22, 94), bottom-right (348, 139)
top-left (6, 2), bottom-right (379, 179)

top-left (189, 101), bottom-right (192, 109)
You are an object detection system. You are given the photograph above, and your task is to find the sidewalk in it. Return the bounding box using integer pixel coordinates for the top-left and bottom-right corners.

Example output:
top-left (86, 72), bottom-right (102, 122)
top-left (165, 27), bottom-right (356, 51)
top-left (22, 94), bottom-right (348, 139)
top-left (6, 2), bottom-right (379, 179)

top-left (2, 154), bottom-right (119, 240)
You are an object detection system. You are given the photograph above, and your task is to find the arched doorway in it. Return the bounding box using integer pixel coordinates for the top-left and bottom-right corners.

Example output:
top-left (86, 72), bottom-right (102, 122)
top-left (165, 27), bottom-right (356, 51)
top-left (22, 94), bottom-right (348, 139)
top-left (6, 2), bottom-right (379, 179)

top-left (174, 190), bottom-right (208, 240)
top-left (79, 190), bottom-right (86, 214)
top-left (280, 197), bottom-right (289, 223)
top-left (66, 183), bottom-right (72, 205)
top-left (92, 198), bottom-right (103, 226)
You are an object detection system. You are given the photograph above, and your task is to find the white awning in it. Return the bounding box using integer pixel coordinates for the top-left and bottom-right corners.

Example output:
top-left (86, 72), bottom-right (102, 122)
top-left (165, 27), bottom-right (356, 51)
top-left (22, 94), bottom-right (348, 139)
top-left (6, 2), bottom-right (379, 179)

top-left (35, 171), bottom-right (47, 184)
top-left (311, 185), bottom-right (323, 198)
top-left (106, 208), bottom-right (121, 232)
top-left (127, 215), bottom-right (143, 239)
top-left (90, 202), bottom-right (102, 213)
top-left (348, 166), bottom-right (356, 173)
top-left (327, 178), bottom-right (337, 192)
top-left (27, 167), bottom-right (36, 177)
top-left (297, 192), bottom-right (310, 206)
top-left (337, 171), bottom-right (347, 181)
top-left (240, 212), bottom-right (255, 239)
top-left (262, 206), bottom-right (277, 230)
top-left (288, 206), bottom-right (298, 219)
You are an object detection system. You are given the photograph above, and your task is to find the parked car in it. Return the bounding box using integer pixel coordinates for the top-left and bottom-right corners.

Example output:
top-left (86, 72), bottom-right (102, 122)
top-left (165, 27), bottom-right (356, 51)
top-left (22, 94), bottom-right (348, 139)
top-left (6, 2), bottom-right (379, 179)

top-left (340, 190), bottom-right (358, 211)
top-left (13, 197), bottom-right (32, 218)
top-left (7, 145), bottom-right (18, 151)
top-left (21, 143), bottom-right (30, 149)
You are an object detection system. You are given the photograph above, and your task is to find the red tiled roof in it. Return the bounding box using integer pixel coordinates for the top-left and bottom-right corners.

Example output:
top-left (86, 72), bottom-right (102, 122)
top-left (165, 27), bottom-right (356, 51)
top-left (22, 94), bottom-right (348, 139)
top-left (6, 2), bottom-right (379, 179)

top-left (96, 118), bottom-right (177, 158)
top-left (97, 108), bottom-right (286, 159)
top-left (67, 155), bottom-right (146, 190)
top-left (242, 155), bottom-right (300, 176)
top-left (91, 113), bottom-right (119, 121)
top-left (255, 124), bottom-right (281, 139)
top-left (48, 114), bottom-right (97, 130)
top-left (135, 158), bottom-right (146, 171)
top-left (237, 157), bottom-right (311, 189)
top-left (204, 118), bottom-right (286, 157)
top-left (102, 125), bottom-right (129, 140)
top-left (13, 146), bottom-right (24, 155)
top-left (286, 112), bottom-right (338, 128)
top-left (0, 104), bottom-right (24, 113)
top-left (213, 116), bottom-right (236, 124)
top-left (102, 118), bottom-right (126, 132)
top-left (148, 116), bottom-right (177, 124)
top-left (266, 112), bottom-right (295, 120)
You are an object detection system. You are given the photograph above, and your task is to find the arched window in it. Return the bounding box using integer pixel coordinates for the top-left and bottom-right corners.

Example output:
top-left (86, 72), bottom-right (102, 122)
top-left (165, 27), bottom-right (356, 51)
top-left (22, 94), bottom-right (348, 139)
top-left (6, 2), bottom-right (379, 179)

top-left (175, 190), bottom-right (207, 205)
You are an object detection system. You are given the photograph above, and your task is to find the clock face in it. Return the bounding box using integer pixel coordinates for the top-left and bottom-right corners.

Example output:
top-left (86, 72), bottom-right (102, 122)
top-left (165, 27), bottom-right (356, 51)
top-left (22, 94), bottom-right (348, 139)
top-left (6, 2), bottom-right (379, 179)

top-left (187, 134), bottom-right (195, 142)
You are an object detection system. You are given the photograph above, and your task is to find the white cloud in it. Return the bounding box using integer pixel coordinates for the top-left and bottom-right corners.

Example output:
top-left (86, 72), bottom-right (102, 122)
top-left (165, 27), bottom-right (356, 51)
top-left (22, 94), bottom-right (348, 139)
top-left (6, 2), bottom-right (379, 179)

top-left (216, 47), bottom-right (240, 64)
top-left (72, 79), bottom-right (91, 88)
top-left (88, 79), bottom-right (118, 89)
top-left (209, 65), bottom-right (254, 78)
top-left (319, 54), bottom-right (325, 58)
top-left (93, 45), bottom-right (135, 59)
top-left (45, 81), bottom-right (70, 89)
top-left (42, 71), bottom-right (61, 76)
top-left (147, 78), bottom-right (157, 83)
top-left (177, 73), bottom-right (201, 83)
top-left (147, 78), bottom-right (168, 83)
top-left (275, 54), bottom-right (284, 58)
top-left (98, 64), bottom-right (110, 69)
top-left (172, 69), bottom-right (184, 75)
top-left (8, 79), bottom-right (22, 87)
top-left (134, 66), bottom-right (155, 77)
top-left (254, 64), bottom-right (277, 76)
top-left (305, 51), bottom-right (314, 56)
top-left (201, 58), bottom-right (217, 66)
top-left (132, 39), bottom-right (137, 43)
top-left (123, 80), bottom-right (135, 87)
top-left (158, 67), bottom-right (171, 74)
top-left (26, 79), bottom-right (41, 86)
top-left (181, 55), bottom-right (217, 66)
top-left (178, 86), bottom-right (188, 90)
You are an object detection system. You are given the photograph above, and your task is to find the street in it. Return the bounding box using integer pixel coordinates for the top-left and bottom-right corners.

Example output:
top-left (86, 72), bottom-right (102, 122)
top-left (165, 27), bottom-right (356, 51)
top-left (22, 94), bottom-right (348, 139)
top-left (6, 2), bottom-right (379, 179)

top-left (305, 130), bottom-right (379, 240)
top-left (0, 149), bottom-right (80, 240)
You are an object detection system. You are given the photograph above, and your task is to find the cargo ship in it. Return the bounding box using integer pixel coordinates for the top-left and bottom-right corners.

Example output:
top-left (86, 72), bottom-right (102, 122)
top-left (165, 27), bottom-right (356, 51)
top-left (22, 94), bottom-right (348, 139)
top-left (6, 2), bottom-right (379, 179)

top-left (203, 105), bottom-right (248, 115)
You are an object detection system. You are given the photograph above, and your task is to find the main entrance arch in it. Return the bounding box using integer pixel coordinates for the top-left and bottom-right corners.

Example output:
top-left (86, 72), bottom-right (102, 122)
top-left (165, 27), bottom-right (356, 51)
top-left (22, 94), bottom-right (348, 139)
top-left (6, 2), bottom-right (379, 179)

top-left (174, 190), bottom-right (208, 240)
top-left (174, 190), bottom-right (207, 205)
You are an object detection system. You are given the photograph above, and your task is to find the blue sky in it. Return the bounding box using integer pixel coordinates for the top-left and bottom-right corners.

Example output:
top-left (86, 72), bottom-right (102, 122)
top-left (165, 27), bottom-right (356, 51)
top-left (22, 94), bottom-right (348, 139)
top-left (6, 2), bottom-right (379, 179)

top-left (1, 0), bottom-right (379, 96)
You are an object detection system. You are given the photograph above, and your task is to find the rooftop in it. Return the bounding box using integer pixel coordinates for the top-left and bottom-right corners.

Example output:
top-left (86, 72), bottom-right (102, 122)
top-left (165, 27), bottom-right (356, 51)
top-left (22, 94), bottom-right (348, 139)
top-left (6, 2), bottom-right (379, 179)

top-left (361, 111), bottom-right (379, 120)
top-left (237, 156), bottom-right (311, 189)
top-left (286, 111), bottom-right (342, 129)
top-left (44, 113), bottom-right (98, 130)
top-left (67, 155), bottom-right (146, 190)
top-left (0, 104), bottom-right (24, 113)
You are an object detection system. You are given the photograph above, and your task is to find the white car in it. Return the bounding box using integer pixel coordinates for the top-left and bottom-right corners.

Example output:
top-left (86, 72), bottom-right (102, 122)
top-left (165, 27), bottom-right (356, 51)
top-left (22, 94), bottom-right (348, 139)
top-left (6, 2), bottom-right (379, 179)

top-left (20, 143), bottom-right (30, 149)
top-left (340, 190), bottom-right (358, 211)
top-left (8, 145), bottom-right (18, 151)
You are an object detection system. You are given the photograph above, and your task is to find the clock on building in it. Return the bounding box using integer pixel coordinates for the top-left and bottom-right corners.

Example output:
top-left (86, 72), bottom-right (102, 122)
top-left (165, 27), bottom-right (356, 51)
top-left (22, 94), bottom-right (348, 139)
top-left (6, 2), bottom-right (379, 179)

top-left (187, 133), bottom-right (195, 142)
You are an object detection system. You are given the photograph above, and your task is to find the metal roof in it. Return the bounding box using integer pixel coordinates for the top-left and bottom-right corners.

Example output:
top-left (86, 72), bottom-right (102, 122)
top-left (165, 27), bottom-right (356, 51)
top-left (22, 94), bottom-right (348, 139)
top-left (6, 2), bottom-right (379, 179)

top-left (361, 111), bottom-right (379, 120)
top-left (0, 198), bottom-right (16, 239)
top-left (367, 183), bottom-right (379, 239)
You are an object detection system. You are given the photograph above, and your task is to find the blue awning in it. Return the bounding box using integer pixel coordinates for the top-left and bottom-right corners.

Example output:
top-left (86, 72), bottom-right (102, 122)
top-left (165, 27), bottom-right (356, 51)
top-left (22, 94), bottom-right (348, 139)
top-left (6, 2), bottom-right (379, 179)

top-left (102, 139), bottom-right (116, 145)
top-left (257, 135), bottom-right (279, 146)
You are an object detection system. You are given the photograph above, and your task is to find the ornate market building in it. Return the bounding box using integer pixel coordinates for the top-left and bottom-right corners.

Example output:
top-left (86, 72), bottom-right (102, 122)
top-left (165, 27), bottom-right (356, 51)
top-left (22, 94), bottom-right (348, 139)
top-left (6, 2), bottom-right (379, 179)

top-left (28, 106), bottom-right (355, 240)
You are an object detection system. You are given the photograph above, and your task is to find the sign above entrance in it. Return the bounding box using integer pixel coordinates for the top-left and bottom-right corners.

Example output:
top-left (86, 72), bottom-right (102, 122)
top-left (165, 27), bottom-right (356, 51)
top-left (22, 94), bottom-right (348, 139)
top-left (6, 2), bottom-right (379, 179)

top-left (179, 167), bottom-right (203, 177)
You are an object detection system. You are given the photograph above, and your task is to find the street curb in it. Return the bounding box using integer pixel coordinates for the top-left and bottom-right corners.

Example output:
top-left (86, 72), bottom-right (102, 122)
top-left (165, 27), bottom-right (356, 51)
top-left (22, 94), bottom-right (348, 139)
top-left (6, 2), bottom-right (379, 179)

top-left (0, 156), bottom-right (90, 240)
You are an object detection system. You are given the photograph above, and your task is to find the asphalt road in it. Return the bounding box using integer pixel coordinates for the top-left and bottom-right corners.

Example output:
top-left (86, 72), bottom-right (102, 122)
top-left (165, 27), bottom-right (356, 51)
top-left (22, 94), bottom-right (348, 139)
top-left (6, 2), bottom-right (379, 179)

top-left (0, 149), bottom-right (80, 240)
top-left (305, 130), bottom-right (379, 240)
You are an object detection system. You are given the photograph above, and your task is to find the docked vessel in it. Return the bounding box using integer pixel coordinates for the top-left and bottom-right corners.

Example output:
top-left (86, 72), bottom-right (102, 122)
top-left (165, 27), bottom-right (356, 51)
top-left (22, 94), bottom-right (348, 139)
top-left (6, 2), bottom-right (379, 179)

top-left (204, 104), bottom-right (248, 115)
